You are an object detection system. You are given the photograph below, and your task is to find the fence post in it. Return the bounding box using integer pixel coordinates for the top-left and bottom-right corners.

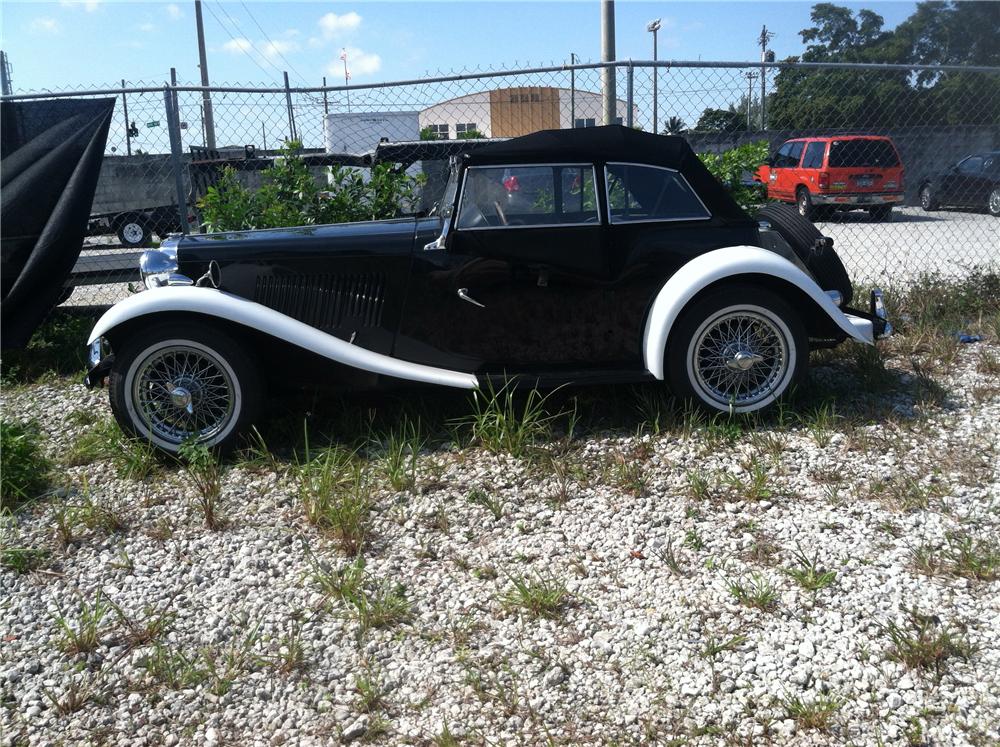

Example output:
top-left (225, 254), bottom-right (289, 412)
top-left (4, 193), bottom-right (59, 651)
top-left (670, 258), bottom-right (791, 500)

top-left (283, 71), bottom-right (298, 142)
top-left (626, 62), bottom-right (634, 128)
top-left (121, 79), bottom-right (132, 157)
top-left (163, 87), bottom-right (191, 235)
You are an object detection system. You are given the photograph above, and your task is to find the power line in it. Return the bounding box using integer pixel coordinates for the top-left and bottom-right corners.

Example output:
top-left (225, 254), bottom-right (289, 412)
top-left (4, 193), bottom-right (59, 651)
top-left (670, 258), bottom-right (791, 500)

top-left (203, 1), bottom-right (281, 84)
top-left (239, 1), bottom-right (308, 86)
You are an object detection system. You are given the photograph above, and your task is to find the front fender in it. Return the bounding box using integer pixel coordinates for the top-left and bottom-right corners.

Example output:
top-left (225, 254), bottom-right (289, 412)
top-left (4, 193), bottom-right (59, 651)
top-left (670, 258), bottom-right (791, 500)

top-left (642, 246), bottom-right (873, 380)
top-left (88, 287), bottom-right (478, 389)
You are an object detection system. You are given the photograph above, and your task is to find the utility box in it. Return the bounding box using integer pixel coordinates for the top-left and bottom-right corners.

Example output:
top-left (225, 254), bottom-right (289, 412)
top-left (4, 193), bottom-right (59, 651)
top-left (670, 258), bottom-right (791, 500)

top-left (324, 111), bottom-right (421, 156)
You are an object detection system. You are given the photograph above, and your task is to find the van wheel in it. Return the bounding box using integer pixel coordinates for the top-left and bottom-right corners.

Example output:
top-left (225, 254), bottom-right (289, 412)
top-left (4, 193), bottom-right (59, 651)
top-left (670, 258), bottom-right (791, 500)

top-left (116, 214), bottom-right (152, 248)
top-left (666, 285), bottom-right (807, 414)
top-left (920, 184), bottom-right (938, 211)
top-left (796, 187), bottom-right (815, 221)
top-left (109, 321), bottom-right (261, 454)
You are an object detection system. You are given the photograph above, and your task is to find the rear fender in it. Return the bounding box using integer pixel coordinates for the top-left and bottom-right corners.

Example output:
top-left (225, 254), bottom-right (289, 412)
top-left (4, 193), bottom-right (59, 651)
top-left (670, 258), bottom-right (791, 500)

top-left (88, 287), bottom-right (478, 389)
top-left (643, 245), bottom-right (873, 380)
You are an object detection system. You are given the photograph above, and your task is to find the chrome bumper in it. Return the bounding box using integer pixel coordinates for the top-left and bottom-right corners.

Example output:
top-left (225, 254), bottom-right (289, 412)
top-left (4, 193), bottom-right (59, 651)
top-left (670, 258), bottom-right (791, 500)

top-left (870, 288), bottom-right (892, 338)
top-left (812, 192), bottom-right (903, 206)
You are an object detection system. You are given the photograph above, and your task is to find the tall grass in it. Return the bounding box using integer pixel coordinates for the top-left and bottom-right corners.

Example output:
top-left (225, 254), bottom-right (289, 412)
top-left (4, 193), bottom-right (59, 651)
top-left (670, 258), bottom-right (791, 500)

top-left (1, 419), bottom-right (50, 511)
top-left (460, 381), bottom-right (562, 457)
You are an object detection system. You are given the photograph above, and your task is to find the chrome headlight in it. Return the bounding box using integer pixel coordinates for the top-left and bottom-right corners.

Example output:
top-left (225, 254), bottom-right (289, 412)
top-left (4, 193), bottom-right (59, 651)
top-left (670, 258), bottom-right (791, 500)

top-left (139, 248), bottom-right (192, 289)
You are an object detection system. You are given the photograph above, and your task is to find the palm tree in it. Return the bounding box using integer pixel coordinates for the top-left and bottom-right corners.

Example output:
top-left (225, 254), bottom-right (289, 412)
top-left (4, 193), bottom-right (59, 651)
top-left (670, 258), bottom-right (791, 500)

top-left (666, 116), bottom-right (686, 135)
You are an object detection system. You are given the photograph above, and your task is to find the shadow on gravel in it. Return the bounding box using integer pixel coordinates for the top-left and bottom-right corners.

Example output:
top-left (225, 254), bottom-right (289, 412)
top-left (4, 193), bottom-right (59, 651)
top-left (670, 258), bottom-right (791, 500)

top-left (0, 308), bottom-right (101, 387)
top-left (245, 341), bottom-right (950, 462)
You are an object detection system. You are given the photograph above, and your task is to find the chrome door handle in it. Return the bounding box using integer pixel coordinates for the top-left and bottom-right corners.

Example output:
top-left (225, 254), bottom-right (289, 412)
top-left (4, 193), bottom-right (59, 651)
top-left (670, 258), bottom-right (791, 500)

top-left (457, 287), bottom-right (485, 308)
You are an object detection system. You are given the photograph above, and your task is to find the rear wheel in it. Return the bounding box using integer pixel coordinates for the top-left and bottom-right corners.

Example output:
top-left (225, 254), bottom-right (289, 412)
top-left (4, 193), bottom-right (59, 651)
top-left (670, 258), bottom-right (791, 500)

top-left (109, 321), bottom-right (261, 453)
top-left (666, 286), bottom-right (807, 414)
top-left (920, 184), bottom-right (938, 211)
top-left (796, 187), bottom-right (815, 221)
top-left (868, 205), bottom-right (893, 222)
top-left (116, 214), bottom-right (152, 248)
top-left (989, 187), bottom-right (1000, 217)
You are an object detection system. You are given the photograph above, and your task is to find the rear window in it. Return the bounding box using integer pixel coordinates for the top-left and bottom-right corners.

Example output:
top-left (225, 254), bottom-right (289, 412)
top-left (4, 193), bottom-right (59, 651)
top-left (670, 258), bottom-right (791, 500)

top-left (828, 139), bottom-right (900, 168)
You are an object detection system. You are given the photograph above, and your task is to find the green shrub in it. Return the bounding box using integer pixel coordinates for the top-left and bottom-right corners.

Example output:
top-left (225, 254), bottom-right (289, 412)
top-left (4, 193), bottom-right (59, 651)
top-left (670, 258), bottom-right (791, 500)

top-left (1, 420), bottom-right (50, 511)
top-left (0, 311), bottom-right (97, 385)
top-left (697, 140), bottom-right (770, 212)
top-left (198, 140), bottom-right (425, 232)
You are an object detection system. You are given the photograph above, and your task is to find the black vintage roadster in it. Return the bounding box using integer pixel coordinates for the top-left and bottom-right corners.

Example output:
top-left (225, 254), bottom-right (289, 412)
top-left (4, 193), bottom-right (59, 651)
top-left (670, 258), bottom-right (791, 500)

top-left (86, 126), bottom-right (890, 452)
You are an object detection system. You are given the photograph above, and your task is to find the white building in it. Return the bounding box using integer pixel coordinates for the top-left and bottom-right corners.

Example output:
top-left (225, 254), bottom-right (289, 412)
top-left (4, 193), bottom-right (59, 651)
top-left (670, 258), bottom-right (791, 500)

top-left (324, 110), bottom-right (421, 154)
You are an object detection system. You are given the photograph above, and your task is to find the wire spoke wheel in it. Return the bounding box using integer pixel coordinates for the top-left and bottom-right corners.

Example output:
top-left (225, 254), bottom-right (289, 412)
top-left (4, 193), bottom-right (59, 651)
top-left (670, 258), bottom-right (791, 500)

top-left (689, 309), bottom-right (791, 409)
top-left (130, 343), bottom-right (236, 445)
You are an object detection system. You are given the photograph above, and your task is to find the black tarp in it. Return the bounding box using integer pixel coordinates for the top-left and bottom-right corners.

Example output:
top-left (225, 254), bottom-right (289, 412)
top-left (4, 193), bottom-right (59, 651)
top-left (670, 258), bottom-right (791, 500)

top-left (1, 97), bottom-right (114, 348)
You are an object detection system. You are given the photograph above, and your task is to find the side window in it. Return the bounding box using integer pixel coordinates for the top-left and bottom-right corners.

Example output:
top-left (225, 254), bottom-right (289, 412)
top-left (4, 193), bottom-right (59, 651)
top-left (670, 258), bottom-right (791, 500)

top-left (604, 163), bottom-right (710, 223)
top-left (787, 141), bottom-right (805, 167)
top-left (802, 142), bottom-right (826, 169)
top-left (958, 156), bottom-right (984, 174)
top-left (456, 165), bottom-right (599, 229)
top-left (773, 142), bottom-right (795, 168)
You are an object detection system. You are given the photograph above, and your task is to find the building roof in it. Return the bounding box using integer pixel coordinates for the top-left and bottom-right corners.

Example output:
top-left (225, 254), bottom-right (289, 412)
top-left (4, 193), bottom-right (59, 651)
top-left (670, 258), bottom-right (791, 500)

top-left (465, 125), bottom-right (751, 223)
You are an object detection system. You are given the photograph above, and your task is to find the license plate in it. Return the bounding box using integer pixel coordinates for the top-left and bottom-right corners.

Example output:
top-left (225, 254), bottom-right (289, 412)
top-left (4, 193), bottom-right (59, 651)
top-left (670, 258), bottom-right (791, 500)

top-left (856, 178), bottom-right (873, 187)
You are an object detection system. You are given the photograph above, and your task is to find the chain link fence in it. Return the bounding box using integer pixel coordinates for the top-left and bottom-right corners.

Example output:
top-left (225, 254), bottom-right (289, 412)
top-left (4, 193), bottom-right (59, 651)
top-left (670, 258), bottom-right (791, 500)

top-left (4, 60), bottom-right (998, 307)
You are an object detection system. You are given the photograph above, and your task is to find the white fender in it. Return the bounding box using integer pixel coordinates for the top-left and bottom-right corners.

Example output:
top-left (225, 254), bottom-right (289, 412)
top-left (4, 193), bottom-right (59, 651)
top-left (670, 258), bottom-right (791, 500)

top-left (88, 286), bottom-right (478, 389)
top-left (642, 245), bottom-right (874, 380)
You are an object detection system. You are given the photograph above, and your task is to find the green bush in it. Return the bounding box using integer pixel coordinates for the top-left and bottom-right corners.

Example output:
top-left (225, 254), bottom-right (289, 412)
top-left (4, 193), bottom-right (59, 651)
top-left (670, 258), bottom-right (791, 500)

top-left (697, 140), bottom-right (770, 213)
top-left (1, 420), bottom-right (50, 511)
top-left (198, 140), bottom-right (425, 233)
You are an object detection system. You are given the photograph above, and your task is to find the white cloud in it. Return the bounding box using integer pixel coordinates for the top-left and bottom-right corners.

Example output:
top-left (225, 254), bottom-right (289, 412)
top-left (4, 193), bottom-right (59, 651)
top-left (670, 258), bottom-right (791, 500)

top-left (222, 38), bottom-right (254, 54)
top-left (328, 47), bottom-right (381, 77)
top-left (261, 39), bottom-right (299, 59)
top-left (318, 11), bottom-right (361, 38)
top-left (60, 0), bottom-right (100, 11)
top-left (165, 3), bottom-right (183, 20)
top-left (29, 17), bottom-right (60, 34)
top-left (138, 22), bottom-right (156, 33)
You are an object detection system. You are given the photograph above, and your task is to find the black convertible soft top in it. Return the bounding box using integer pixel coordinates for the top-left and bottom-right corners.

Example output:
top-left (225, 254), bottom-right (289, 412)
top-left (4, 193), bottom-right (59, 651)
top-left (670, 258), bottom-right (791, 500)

top-left (465, 125), bottom-right (751, 224)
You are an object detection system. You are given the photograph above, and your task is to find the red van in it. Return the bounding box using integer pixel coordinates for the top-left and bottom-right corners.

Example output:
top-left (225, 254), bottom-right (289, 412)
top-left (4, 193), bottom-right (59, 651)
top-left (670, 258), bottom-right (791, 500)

top-left (756, 136), bottom-right (905, 222)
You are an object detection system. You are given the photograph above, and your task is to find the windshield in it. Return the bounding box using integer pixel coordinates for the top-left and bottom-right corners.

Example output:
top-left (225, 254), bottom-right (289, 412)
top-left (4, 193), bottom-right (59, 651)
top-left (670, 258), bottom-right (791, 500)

top-left (828, 139), bottom-right (900, 168)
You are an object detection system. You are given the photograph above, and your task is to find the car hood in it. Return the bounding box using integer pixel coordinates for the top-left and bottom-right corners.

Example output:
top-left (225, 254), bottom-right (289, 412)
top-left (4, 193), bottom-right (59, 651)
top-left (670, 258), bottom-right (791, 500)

top-left (174, 217), bottom-right (419, 261)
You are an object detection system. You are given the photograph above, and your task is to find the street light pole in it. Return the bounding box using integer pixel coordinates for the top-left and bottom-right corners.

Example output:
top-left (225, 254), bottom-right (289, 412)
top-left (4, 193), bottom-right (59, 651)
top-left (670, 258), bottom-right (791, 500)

top-left (601, 0), bottom-right (616, 125)
top-left (647, 19), bottom-right (661, 133)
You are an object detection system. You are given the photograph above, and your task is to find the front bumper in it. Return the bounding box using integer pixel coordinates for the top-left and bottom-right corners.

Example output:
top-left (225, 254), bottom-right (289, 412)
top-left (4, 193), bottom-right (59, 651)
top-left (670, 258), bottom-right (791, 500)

top-left (84, 338), bottom-right (113, 388)
top-left (812, 192), bottom-right (904, 206)
top-left (842, 289), bottom-right (892, 343)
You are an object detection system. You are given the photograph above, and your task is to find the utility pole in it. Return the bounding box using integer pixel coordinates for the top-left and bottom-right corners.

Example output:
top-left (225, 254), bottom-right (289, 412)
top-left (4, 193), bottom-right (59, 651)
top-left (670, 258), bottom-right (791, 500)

top-left (601, 0), bottom-right (616, 125)
top-left (194, 0), bottom-right (216, 149)
top-left (758, 25), bottom-right (775, 131)
top-left (341, 48), bottom-right (351, 113)
top-left (570, 53), bottom-right (576, 127)
top-left (743, 71), bottom-right (757, 131)
top-left (121, 79), bottom-right (132, 156)
top-left (0, 51), bottom-right (12, 95)
top-left (283, 71), bottom-right (297, 141)
top-left (647, 19), bottom-right (661, 133)
top-left (322, 75), bottom-right (329, 115)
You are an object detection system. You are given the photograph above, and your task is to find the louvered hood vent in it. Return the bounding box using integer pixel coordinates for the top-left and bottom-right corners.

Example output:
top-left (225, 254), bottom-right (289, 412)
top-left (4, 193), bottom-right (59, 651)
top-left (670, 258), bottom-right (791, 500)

top-left (254, 274), bottom-right (386, 330)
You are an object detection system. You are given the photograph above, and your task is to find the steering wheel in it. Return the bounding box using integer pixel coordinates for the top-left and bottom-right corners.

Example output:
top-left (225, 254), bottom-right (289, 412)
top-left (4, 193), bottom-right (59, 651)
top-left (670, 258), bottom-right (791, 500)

top-left (493, 200), bottom-right (508, 226)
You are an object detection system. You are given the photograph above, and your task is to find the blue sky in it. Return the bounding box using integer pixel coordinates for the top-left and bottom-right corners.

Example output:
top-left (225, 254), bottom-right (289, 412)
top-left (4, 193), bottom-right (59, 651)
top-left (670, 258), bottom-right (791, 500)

top-left (2, 1), bottom-right (920, 91)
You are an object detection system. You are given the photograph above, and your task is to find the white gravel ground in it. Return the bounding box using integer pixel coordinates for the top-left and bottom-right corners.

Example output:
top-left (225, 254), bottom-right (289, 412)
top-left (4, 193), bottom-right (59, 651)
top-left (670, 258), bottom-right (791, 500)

top-left (2, 340), bottom-right (999, 746)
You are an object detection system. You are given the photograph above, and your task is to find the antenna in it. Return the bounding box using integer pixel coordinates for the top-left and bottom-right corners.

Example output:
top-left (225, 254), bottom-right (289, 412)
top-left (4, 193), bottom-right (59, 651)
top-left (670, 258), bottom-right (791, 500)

top-left (758, 25), bottom-right (776, 130)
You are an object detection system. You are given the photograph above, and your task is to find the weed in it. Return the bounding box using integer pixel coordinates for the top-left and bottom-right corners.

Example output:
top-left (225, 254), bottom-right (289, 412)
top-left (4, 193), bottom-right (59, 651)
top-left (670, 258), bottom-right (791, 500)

top-left (460, 381), bottom-right (561, 458)
top-left (976, 349), bottom-right (1000, 376)
top-left (272, 619), bottom-right (306, 674)
top-left (911, 360), bottom-right (949, 407)
top-left (431, 722), bottom-right (461, 747)
top-left (798, 402), bottom-right (840, 447)
top-left (782, 545), bottom-right (838, 592)
top-left (878, 475), bottom-right (945, 512)
top-left (77, 480), bottom-right (128, 535)
top-left (138, 644), bottom-right (209, 689)
top-left (313, 557), bottom-right (412, 633)
top-left (354, 666), bottom-right (385, 712)
top-left (54, 592), bottom-right (112, 655)
top-left (686, 471), bottom-right (713, 501)
top-left (108, 598), bottom-right (175, 649)
top-left (378, 416), bottom-right (426, 491)
top-left (911, 532), bottom-right (999, 582)
top-left (727, 574), bottom-right (778, 611)
top-left (201, 623), bottom-right (265, 696)
top-left (683, 529), bottom-right (705, 551)
top-left (178, 440), bottom-right (225, 530)
top-left (723, 458), bottom-right (773, 501)
top-left (654, 538), bottom-right (686, 576)
top-left (1, 544), bottom-right (48, 573)
top-left (851, 342), bottom-right (894, 392)
top-left (607, 449), bottom-right (647, 496)
top-left (0, 311), bottom-right (96, 385)
top-left (42, 676), bottom-right (104, 715)
top-left (880, 608), bottom-right (976, 680)
top-left (700, 634), bottom-right (747, 660)
top-left (781, 693), bottom-right (843, 731)
top-left (499, 573), bottom-right (571, 620)
top-left (467, 488), bottom-right (504, 519)
top-left (299, 448), bottom-right (372, 555)
top-left (1, 419), bottom-right (50, 511)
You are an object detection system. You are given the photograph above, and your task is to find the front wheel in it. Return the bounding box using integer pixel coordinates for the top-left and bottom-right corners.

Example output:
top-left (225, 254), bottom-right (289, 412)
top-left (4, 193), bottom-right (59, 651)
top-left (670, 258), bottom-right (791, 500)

top-left (109, 321), bottom-right (261, 453)
top-left (666, 286), bottom-right (807, 414)
top-left (989, 187), bottom-right (1000, 217)
top-left (920, 184), bottom-right (938, 211)
top-left (796, 188), bottom-right (815, 221)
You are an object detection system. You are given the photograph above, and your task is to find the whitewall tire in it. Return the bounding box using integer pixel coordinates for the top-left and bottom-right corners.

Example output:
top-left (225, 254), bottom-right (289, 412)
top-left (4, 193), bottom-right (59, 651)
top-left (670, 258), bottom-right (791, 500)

top-left (666, 286), bottom-right (807, 414)
top-left (109, 321), bottom-right (261, 453)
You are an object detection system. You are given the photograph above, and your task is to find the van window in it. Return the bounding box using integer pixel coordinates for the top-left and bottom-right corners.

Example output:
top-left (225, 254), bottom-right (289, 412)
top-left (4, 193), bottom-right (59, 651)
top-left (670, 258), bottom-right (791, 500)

top-left (773, 141), bottom-right (804, 168)
top-left (802, 142), bottom-right (826, 169)
top-left (828, 139), bottom-right (900, 168)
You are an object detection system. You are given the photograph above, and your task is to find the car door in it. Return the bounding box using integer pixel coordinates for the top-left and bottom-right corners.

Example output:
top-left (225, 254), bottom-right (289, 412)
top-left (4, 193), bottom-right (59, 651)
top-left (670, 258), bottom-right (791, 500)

top-left (941, 156), bottom-right (984, 206)
top-left (395, 163), bottom-right (615, 374)
top-left (770, 141), bottom-right (804, 201)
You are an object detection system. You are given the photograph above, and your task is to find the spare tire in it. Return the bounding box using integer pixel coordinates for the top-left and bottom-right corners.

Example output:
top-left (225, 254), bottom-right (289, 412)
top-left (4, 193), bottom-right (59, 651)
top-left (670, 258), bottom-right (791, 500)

top-left (758, 203), bottom-right (853, 307)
